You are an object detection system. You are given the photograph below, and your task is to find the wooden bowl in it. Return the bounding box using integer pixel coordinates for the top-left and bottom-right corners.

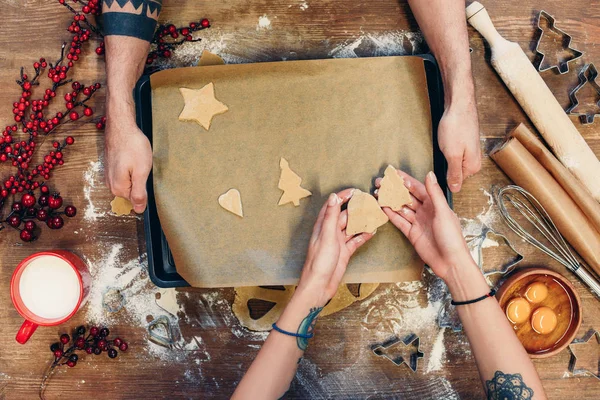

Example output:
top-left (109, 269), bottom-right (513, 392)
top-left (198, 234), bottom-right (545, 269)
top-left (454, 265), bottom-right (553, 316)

top-left (496, 267), bottom-right (582, 358)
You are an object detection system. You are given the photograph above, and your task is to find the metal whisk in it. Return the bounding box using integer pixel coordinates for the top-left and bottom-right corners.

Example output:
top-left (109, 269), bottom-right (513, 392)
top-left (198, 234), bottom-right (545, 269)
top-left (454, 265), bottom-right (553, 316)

top-left (494, 185), bottom-right (600, 298)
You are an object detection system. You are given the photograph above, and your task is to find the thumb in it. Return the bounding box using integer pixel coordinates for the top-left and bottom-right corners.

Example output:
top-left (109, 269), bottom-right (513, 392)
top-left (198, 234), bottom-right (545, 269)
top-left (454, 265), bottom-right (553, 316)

top-left (446, 154), bottom-right (463, 193)
top-left (130, 170), bottom-right (149, 214)
top-left (425, 171), bottom-right (448, 211)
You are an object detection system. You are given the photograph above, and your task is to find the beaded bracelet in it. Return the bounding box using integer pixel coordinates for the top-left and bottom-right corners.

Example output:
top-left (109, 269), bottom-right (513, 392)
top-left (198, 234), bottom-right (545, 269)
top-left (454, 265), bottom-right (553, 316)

top-left (451, 289), bottom-right (496, 306)
top-left (271, 322), bottom-right (314, 339)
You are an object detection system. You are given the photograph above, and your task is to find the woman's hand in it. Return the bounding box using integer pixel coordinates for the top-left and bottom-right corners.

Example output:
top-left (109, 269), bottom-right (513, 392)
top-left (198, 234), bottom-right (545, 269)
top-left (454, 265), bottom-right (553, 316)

top-left (376, 170), bottom-right (471, 281)
top-left (296, 189), bottom-right (373, 306)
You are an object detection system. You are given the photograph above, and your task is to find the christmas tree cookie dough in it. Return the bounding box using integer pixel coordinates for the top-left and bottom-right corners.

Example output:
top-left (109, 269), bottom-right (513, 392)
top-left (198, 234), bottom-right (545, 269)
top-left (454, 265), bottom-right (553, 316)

top-left (277, 158), bottom-right (312, 206)
top-left (218, 188), bottom-right (243, 217)
top-left (346, 189), bottom-right (389, 235)
top-left (110, 196), bottom-right (133, 216)
top-left (178, 82), bottom-right (229, 130)
top-left (377, 165), bottom-right (412, 211)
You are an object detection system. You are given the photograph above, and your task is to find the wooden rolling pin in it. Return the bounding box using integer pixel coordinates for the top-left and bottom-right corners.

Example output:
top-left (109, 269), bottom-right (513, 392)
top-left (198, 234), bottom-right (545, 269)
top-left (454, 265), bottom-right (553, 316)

top-left (466, 2), bottom-right (600, 202)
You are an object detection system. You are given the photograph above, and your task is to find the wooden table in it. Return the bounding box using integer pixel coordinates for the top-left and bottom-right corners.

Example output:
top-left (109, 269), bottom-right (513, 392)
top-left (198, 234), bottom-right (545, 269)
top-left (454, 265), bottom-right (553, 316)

top-left (1, 0), bottom-right (599, 398)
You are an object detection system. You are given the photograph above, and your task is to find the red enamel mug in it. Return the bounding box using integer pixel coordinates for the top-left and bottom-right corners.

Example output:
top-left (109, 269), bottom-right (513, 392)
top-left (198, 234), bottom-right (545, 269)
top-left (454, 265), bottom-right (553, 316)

top-left (10, 250), bottom-right (90, 344)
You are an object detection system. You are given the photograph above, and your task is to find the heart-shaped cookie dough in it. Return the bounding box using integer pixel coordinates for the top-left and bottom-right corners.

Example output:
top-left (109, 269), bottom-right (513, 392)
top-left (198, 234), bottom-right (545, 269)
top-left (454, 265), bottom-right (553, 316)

top-left (218, 188), bottom-right (243, 217)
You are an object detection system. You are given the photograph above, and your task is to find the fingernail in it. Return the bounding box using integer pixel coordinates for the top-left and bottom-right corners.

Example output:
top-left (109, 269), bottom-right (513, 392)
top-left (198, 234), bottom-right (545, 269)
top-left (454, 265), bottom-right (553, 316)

top-left (374, 189), bottom-right (379, 195)
top-left (404, 179), bottom-right (411, 188)
top-left (428, 171), bottom-right (437, 183)
top-left (401, 206), bottom-right (410, 214)
top-left (450, 183), bottom-right (459, 188)
top-left (328, 193), bottom-right (338, 206)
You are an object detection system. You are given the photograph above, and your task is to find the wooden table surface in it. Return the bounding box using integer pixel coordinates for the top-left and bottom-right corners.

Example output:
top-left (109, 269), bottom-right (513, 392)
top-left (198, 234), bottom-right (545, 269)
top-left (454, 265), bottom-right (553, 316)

top-left (1, 0), bottom-right (599, 398)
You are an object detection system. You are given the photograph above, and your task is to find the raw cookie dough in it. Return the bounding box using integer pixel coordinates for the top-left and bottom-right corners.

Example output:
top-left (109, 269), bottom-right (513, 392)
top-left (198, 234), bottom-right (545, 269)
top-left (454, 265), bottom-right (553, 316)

top-left (346, 189), bottom-right (389, 235)
top-left (199, 50), bottom-right (225, 66)
top-left (218, 188), bottom-right (243, 217)
top-left (277, 158), bottom-right (312, 206)
top-left (110, 196), bottom-right (133, 216)
top-left (378, 165), bottom-right (412, 211)
top-left (178, 82), bottom-right (229, 130)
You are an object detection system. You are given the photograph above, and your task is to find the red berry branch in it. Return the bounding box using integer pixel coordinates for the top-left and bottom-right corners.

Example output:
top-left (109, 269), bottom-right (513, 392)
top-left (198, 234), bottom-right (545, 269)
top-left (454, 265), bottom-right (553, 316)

top-left (40, 325), bottom-right (128, 399)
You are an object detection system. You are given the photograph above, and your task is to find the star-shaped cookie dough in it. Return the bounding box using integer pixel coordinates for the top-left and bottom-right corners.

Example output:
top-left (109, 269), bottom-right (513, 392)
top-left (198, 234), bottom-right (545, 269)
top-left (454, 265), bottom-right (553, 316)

top-left (178, 82), bottom-right (229, 130)
top-left (568, 329), bottom-right (600, 379)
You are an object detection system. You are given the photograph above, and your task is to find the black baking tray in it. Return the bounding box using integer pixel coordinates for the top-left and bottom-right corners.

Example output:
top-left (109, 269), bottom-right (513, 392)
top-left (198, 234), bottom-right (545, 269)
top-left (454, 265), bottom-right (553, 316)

top-left (134, 54), bottom-right (451, 288)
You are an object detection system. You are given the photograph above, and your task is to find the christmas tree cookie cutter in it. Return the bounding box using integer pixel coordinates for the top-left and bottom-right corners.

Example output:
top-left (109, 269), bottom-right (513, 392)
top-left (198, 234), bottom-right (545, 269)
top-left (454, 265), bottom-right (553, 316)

top-left (371, 333), bottom-right (424, 372)
top-left (534, 10), bottom-right (583, 74)
top-left (567, 63), bottom-right (600, 124)
top-left (567, 328), bottom-right (600, 380)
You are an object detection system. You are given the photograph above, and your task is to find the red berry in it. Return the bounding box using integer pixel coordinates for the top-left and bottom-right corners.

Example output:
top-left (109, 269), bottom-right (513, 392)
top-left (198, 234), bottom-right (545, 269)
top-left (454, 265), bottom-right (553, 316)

top-left (97, 339), bottom-right (107, 350)
top-left (84, 107), bottom-right (93, 117)
top-left (60, 334), bottom-right (70, 344)
top-left (12, 202), bottom-right (23, 212)
top-left (51, 216), bottom-right (64, 229)
top-left (69, 111), bottom-right (79, 121)
top-left (65, 136), bottom-right (75, 145)
top-left (201, 18), bottom-right (210, 28)
top-left (90, 327), bottom-right (99, 337)
top-left (48, 194), bottom-right (63, 209)
top-left (75, 337), bottom-right (86, 349)
top-left (85, 346), bottom-right (94, 354)
top-left (8, 215), bottom-right (21, 228)
top-left (40, 185), bottom-right (49, 193)
top-left (53, 349), bottom-right (63, 358)
top-left (21, 193), bottom-right (35, 208)
top-left (66, 360), bottom-right (76, 368)
top-left (113, 337), bottom-right (123, 347)
top-left (20, 229), bottom-right (33, 242)
top-left (38, 195), bottom-right (49, 206)
top-left (119, 342), bottom-right (128, 352)
top-left (36, 209), bottom-right (48, 221)
top-left (24, 221), bottom-right (36, 231)
top-left (65, 205), bottom-right (77, 217)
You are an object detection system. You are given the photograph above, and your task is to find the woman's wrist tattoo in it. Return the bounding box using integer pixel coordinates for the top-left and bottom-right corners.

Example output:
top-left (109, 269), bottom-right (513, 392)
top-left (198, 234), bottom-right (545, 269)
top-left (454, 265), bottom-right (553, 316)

top-left (296, 307), bottom-right (323, 351)
top-left (486, 371), bottom-right (534, 400)
top-left (102, 0), bottom-right (162, 42)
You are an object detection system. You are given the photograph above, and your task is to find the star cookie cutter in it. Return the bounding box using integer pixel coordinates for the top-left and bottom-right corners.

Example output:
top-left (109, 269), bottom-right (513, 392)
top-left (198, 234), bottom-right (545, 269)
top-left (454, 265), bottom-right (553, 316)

top-left (371, 333), bottom-right (424, 372)
top-left (466, 225), bottom-right (524, 277)
top-left (567, 63), bottom-right (600, 124)
top-left (567, 329), bottom-right (600, 380)
top-left (534, 10), bottom-right (583, 74)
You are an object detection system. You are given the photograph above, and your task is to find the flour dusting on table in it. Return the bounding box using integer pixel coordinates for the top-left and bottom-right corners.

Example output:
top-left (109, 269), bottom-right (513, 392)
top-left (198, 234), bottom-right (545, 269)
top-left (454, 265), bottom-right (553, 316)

top-left (329, 31), bottom-right (425, 58)
top-left (82, 160), bottom-right (105, 222)
top-left (257, 14), bottom-right (272, 31)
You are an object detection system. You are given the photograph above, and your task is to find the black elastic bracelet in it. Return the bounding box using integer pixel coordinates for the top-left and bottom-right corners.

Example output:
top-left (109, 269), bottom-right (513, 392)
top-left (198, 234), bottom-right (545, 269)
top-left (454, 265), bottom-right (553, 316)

top-left (451, 289), bottom-right (496, 306)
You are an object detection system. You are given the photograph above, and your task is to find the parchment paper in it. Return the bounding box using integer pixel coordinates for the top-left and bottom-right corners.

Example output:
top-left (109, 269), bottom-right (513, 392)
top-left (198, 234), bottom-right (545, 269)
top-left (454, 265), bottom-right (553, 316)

top-left (150, 56), bottom-right (433, 287)
top-left (509, 124), bottom-right (600, 235)
top-left (490, 137), bottom-right (600, 276)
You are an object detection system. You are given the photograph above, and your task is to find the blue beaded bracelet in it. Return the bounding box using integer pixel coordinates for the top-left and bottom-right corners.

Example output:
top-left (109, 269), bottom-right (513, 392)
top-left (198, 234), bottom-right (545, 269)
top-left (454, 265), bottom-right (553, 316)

top-left (271, 322), bottom-right (314, 339)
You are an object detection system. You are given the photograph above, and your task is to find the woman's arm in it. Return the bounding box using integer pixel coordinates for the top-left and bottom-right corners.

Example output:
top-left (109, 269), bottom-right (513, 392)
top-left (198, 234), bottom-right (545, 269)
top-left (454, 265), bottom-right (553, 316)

top-left (377, 170), bottom-right (546, 399)
top-left (232, 190), bottom-right (373, 399)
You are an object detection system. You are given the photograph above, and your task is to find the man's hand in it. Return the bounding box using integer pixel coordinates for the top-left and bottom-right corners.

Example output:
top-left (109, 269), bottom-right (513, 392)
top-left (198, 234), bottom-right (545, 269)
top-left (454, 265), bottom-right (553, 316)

top-left (437, 99), bottom-right (481, 193)
top-left (104, 119), bottom-right (152, 213)
top-left (376, 169), bottom-right (470, 281)
top-left (296, 189), bottom-right (373, 306)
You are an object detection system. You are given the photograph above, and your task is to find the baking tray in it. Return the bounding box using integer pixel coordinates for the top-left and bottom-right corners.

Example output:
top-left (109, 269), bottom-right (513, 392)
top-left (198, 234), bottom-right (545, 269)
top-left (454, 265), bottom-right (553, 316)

top-left (135, 54), bottom-right (450, 288)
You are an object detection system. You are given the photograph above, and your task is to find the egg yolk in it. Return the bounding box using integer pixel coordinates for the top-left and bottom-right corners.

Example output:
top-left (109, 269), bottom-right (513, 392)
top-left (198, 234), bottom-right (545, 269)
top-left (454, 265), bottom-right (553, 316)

top-left (531, 306), bottom-right (558, 334)
top-left (525, 282), bottom-right (548, 303)
top-left (506, 297), bottom-right (531, 324)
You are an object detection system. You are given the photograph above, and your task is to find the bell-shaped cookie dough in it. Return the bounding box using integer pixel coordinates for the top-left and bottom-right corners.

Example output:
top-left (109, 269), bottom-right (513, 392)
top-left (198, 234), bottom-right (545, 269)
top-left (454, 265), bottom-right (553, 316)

top-left (346, 189), bottom-right (389, 235)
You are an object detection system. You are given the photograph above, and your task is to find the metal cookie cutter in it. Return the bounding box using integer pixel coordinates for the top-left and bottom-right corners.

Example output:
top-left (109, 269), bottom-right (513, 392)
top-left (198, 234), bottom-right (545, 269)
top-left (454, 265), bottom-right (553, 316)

top-left (372, 333), bottom-right (424, 372)
top-left (567, 329), bottom-right (600, 380)
top-left (534, 10), bottom-right (583, 74)
top-left (466, 224), bottom-right (524, 277)
top-left (567, 63), bottom-right (600, 124)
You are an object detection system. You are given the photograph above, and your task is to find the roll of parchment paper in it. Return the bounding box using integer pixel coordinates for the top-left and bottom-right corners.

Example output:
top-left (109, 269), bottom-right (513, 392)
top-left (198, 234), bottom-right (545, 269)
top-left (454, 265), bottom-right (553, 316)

top-left (509, 124), bottom-right (600, 235)
top-left (491, 138), bottom-right (600, 276)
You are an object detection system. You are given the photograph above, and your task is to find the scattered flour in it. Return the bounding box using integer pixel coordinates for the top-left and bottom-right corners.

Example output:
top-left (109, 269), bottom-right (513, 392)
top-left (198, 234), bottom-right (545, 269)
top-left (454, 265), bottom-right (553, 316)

top-left (299, 2), bottom-right (309, 10)
top-left (461, 188), bottom-right (498, 239)
top-left (328, 31), bottom-right (425, 58)
top-left (427, 327), bottom-right (446, 373)
top-left (257, 14), bottom-right (272, 31)
top-left (82, 161), bottom-right (105, 222)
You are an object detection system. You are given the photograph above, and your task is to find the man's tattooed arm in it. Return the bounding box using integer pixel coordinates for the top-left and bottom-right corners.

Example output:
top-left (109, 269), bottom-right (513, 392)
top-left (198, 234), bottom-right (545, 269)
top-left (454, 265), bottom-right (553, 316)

top-left (102, 0), bottom-right (162, 41)
top-left (486, 371), bottom-right (535, 400)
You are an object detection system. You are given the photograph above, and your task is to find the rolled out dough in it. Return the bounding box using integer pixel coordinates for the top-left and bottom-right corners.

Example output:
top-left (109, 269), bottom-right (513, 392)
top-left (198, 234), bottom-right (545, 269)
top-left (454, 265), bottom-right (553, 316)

top-left (378, 165), bottom-right (412, 211)
top-left (218, 189), bottom-right (243, 217)
top-left (277, 158), bottom-right (312, 206)
top-left (346, 189), bottom-right (389, 235)
top-left (178, 83), bottom-right (229, 130)
top-left (110, 196), bottom-right (133, 216)
top-left (198, 50), bottom-right (225, 66)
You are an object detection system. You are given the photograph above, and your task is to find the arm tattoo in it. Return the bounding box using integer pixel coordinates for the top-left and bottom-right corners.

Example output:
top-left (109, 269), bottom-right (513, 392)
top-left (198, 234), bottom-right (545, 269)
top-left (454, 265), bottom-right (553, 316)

top-left (486, 371), bottom-right (534, 400)
top-left (296, 307), bottom-right (322, 351)
top-left (102, 0), bottom-right (162, 42)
